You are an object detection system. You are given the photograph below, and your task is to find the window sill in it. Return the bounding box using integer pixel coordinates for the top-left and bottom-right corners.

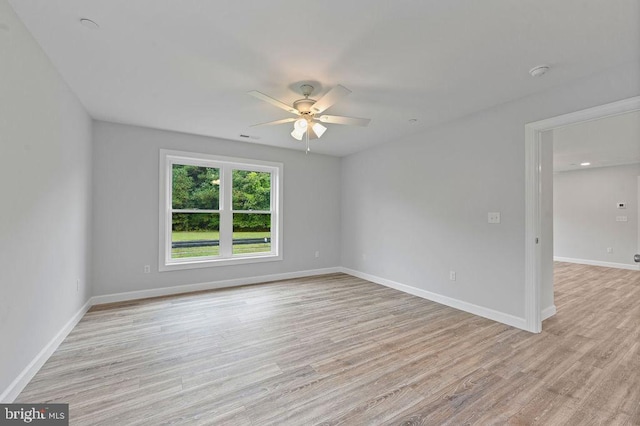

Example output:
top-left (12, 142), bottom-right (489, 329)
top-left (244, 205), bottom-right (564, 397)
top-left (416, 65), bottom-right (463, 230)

top-left (159, 253), bottom-right (282, 272)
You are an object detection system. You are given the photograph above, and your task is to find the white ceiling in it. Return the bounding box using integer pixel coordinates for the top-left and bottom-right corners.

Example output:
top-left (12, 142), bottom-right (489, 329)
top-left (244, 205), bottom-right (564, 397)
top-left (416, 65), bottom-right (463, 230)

top-left (7, 0), bottom-right (640, 156)
top-left (553, 110), bottom-right (640, 172)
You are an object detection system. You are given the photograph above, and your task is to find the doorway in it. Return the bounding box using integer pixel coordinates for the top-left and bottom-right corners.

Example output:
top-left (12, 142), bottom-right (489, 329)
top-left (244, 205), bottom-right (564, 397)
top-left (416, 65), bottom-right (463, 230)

top-left (524, 96), bottom-right (640, 333)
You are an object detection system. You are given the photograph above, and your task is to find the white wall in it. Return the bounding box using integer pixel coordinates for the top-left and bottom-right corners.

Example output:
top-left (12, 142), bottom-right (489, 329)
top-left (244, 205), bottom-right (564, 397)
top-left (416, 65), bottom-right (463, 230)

top-left (341, 61), bottom-right (640, 322)
top-left (0, 0), bottom-right (92, 399)
top-left (554, 163), bottom-right (640, 267)
top-left (91, 121), bottom-right (341, 296)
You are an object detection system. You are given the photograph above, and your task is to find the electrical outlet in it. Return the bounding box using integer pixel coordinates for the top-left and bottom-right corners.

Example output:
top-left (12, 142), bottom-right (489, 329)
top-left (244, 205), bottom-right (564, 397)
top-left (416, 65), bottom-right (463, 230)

top-left (488, 212), bottom-right (501, 224)
top-left (616, 216), bottom-right (628, 222)
top-left (315, 251), bottom-right (320, 258)
top-left (449, 271), bottom-right (456, 281)
top-left (607, 247), bottom-right (613, 253)
top-left (144, 265), bottom-right (151, 274)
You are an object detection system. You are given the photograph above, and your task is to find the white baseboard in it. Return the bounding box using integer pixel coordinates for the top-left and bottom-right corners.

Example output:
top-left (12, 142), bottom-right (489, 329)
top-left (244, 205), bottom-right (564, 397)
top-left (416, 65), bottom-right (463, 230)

top-left (4, 265), bottom-right (551, 401)
top-left (0, 299), bottom-right (93, 403)
top-left (542, 305), bottom-right (557, 321)
top-left (91, 267), bottom-right (342, 305)
top-left (340, 267), bottom-right (529, 331)
top-left (554, 257), bottom-right (640, 271)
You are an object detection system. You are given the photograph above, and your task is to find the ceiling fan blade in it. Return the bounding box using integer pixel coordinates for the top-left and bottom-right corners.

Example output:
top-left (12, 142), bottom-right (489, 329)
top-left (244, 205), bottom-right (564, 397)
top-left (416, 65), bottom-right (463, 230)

top-left (318, 115), bottom-right (371, 127)
top-left (250, 117), bottom-right (297, 127)
top-left (248, 90), bottom-right (299, 115)
top-left (311, 85), bottom-right (352, 114)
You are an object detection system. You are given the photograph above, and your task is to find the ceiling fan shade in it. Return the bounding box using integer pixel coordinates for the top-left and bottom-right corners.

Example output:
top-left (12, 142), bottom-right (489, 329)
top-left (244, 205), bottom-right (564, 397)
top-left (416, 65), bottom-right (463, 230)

top-left (291, 128), bottom-right (305, 140)
top-left (291, 117), bottom-right (308, 140)
top-left (312, 122), bottom-right (327, 138)
top-left (290, 119), bottom-right (324, 140)
top-left (248, 83), bottom-right (370, 146)
top-left (294, 118), bottom-right (308, 131)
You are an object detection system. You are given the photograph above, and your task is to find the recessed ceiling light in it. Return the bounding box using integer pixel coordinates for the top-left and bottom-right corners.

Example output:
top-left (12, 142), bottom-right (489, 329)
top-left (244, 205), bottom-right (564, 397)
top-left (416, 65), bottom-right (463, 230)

top-left (529, 65), bottom-right (550, 77)
top-left (79, 18), bottom-right (99, 30)
top-left (580, 162), bottom-right (591, 166)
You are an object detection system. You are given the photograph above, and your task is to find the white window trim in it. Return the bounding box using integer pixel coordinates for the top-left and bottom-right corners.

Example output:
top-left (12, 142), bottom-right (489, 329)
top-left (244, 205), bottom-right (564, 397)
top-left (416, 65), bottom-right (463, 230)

top-left (159, 149), bottom-right (283, 271)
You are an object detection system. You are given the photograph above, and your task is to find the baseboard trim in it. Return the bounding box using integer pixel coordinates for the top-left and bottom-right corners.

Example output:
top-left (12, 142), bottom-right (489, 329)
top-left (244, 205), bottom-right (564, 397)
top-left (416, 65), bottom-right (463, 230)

top-left (542, 305), bottom-right (557, 321)
top-left (0, 298), bottom-right (93, 403)
top-left (340, 268), bottom-right (529, 331)
top-left (91, 267), bottom-right (343, 305)
top-left (554, 257), bottom-right (640, 271)
top-left (3, 265), bottom-right (551, 400)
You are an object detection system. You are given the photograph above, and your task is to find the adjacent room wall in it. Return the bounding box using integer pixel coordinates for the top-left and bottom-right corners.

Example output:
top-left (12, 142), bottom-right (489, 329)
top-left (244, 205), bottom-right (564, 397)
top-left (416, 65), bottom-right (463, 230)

top-left (0, 0), bottom-right (92, 400)
top-left (91, 121), bottom-right (341, 297)
top-left (341, 62), bottom-right (640, 324)
top-left (554, 163), bottom-right (640, 268)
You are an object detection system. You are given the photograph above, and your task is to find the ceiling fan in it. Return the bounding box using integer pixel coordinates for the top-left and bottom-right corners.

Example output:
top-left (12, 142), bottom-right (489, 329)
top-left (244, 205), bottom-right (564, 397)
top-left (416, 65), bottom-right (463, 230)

top-left (248, 84), bottom-right (370, 151)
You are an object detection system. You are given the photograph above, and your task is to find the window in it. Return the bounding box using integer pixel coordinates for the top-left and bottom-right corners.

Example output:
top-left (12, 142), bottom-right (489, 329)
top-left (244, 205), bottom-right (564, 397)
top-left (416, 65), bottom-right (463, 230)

top-left (159, 150), bottom-right (282, 271)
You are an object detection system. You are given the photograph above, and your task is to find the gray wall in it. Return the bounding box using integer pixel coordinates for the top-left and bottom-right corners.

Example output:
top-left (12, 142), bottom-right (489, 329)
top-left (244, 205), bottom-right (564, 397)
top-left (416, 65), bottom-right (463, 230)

top-left (1, 0), bottom-right (638, 398)
top-left (0, 0), bottom-right (92, 396)
top-left (341, 62), bottom-right (640, 319)
top-left (91, 122), bottom-right (342, 296)
top-left (554, 163), bottom-right (640, 266)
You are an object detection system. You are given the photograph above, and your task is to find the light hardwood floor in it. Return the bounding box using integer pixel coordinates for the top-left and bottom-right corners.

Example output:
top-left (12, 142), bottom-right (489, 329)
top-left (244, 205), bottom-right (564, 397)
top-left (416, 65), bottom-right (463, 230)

top-left (17, 263), bottom-right (640, 425)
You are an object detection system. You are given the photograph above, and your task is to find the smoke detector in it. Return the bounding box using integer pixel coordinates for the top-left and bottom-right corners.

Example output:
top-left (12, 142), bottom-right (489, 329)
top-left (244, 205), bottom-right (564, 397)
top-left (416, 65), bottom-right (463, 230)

top-left (79, 18), bottom-right (99, 30)
top-left (529, 65), bottom-right (550, 77)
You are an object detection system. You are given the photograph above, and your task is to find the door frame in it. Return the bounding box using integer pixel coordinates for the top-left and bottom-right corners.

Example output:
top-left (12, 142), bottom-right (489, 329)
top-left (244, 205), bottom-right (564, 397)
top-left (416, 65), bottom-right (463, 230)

top-left (524, 96), bottom-right (640, 333)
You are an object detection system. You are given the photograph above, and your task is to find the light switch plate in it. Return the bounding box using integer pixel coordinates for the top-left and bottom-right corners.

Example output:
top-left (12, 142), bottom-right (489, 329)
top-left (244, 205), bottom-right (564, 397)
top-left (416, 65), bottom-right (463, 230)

top-left (488, 212), bottom-right (501, 224)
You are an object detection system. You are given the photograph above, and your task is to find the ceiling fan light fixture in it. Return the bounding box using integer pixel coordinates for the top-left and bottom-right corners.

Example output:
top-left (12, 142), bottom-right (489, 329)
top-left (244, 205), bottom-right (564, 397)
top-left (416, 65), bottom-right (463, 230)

top-left (291, 128), bottom-right (305, 140)
top-left (312, 122), bottom-right (326, 138)
top-left (248, 83), bottom-right (371, 147)
top-left (294, 118), bottom-right (308, 131)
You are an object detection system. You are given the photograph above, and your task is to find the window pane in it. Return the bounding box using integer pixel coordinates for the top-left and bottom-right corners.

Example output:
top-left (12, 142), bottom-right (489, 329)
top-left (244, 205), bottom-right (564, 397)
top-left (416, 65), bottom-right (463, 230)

top-left (172, 165), bottom-right (220, 210)
top-left (233, 213), bottom-right (271, 255)
top-left (172, 213), bottom-right (220, 258)
top-left (232, 170), bottom-right (271, 211)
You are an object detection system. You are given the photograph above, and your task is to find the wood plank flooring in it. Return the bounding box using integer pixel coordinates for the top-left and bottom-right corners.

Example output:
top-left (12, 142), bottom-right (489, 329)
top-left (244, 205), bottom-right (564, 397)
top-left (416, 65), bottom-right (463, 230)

top-left (16, 263), bottom-right (640, 425)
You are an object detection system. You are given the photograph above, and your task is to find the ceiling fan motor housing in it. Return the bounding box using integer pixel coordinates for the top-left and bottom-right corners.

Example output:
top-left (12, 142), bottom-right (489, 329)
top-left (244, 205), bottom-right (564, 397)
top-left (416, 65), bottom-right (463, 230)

top-left (293, 98), bottom-right (316, 114)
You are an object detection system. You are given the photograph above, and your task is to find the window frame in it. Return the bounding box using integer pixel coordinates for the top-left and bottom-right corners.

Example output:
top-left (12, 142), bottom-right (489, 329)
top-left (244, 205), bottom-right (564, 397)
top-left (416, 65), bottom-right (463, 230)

top-left (159, 149), bottom-right (283, 271)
